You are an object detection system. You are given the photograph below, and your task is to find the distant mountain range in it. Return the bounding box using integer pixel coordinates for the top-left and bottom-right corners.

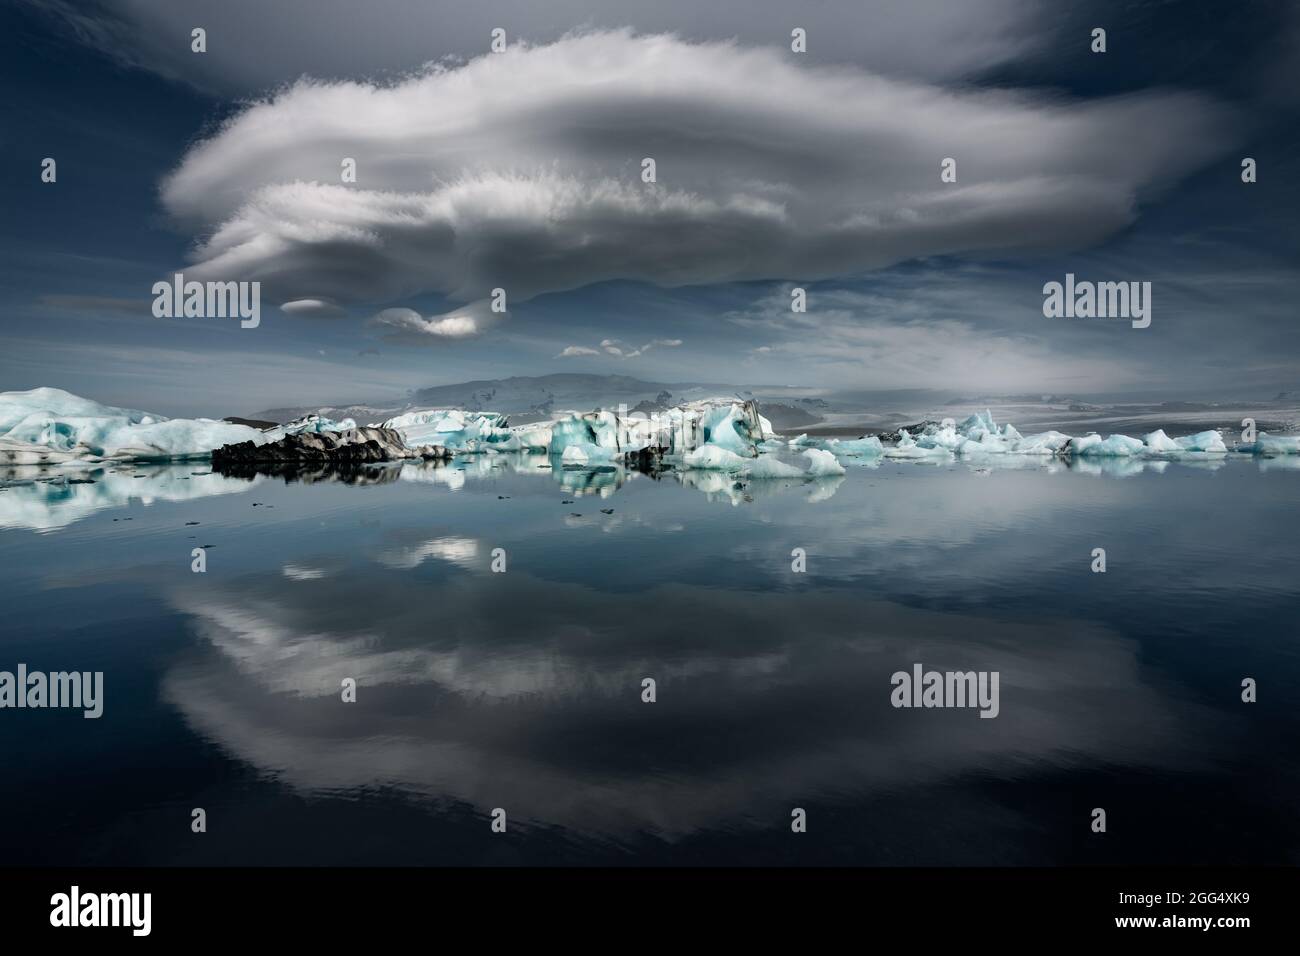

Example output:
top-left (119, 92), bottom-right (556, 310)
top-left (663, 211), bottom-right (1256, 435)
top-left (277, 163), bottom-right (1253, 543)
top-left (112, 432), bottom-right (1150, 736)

top-left (253, 374), bottom-right (841, 427)
top-left (247, 374), bottom-right (1300, 436)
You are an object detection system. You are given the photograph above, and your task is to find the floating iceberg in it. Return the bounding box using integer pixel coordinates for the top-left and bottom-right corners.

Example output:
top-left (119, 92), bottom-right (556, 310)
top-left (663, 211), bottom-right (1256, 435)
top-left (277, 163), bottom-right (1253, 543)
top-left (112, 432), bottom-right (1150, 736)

top-left (683, 445), bottom-right (750, 470)
top-left (283, 414), bottom-right (358, 435)
top-left (541, 398), bottom-right (772, 462)
top-left (379, 408), bottom-right (508, 450)
top-left (1142, 429), bottom-right (1181, 453)
top-left (1242, 434), bottom-right (1300, 456)
top-left (0, 387), bottom-right (271, 464)
top-left (957, 409), bottom-right (1000, 441)
top-left (381, 397), bottom-right (779, 464)
top-left (1179, 430), bottom-right (1227, 453)
top-left (802, 448), bottom-right (847, 476)
top-left (694, 401), bottom-right (769, 456)
top-left (901, 410), bottom-right (1061, 458)
top-left (745, 455), bottom-right (806, 479)
top-left (825, 436), bottom-right (884, 457)
top-left (860, 409), bottom-right (1235, 461)
top-left (503, 423), bottom-right (554, 451)
top-left (560, 441), bottom-right (618, 468)
top-left (1068, 433), bottom-right (1146, 457)
top-left (1010, 431), bottom-right (1074, 455)
top-left (885, 430), bottom-right (953, 460)
top-left (9, 389), bottom-right (1297, 479)
top-left (1142, 429), bottom-right (1227, 454)
top-left (549, 412), bottom-right (617, 458)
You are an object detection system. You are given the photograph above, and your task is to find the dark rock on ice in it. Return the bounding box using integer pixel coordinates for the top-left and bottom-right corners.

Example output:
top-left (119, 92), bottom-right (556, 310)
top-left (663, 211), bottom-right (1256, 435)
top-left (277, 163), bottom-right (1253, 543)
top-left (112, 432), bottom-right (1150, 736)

top-left (213, 426), bottom-right (451, 468)
top-left (876, 421), bottom-right (941, 441)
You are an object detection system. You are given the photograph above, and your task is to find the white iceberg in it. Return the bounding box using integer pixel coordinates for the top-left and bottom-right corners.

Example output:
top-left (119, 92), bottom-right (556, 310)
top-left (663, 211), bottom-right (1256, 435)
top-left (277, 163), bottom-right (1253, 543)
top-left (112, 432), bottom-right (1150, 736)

top-left (1243, 434), bottom-right (1300, 456)
top-left (549, 410), bottom-right (624, 458)
top-left (890, 409), bottom-right (1081, 458)
top-left (379, 408), bottom-right (508, 450)
top-left (954, 433), bottom-right (1014, 457)
top-left (695, 401), bottom-right (768, 456)
top-left (682, 445), bottom-right (750, 470)
top-left (957, 409), bottom-right (999, 441)
top-left (542, 398), bottom-right (770, 461)
top-left (745, 455), bottom-right (806, 479)
top-left (560, 441), bottom-right (617, 468)
top-left (878, 411), bottom-right (1074, 458)
top-left (283, 414), bottom-right (357, 435)
top-left (825, 436), bottom-right (885, 457)
top-left (505, 423), bottom-right (554, 451)
top-left (1176, 430), bottom-right (1228, 453)
top-left (914, 423), bottom-right (965, 452)
top-left (802, 448), bottom-right (847, 476)
top-left (0, 387), bottom-right (271, 463)
top-left (13, 387), bottom-right (1286, 479)
top-left (1069, 433), bottom-right (1146, 457)
top-left (1011, 431), bottom-right (1074, 455)
top-left (885, 430), bottom-right (952, 460)
top-left (1143, 428), bottom-right (1227, 455)
top-left (1142, 429), bottom-right (1181, 453)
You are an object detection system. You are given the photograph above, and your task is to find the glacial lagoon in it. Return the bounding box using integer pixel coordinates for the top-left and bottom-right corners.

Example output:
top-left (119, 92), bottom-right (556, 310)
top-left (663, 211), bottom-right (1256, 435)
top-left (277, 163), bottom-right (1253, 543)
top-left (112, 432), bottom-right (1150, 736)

top-left (1, 453), bottom-right (1297, 864)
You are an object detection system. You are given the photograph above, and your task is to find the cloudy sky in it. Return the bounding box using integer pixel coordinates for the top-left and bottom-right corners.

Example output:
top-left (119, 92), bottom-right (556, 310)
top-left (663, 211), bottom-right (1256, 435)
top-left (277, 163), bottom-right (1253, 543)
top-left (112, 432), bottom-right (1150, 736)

top-left (3, 0), bottom-right (1298, 415)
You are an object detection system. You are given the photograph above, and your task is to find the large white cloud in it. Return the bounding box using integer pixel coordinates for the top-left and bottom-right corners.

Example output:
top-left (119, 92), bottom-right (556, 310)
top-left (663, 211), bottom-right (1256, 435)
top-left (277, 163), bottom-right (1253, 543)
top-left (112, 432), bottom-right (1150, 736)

top-left (162, 30), bottom-right (1234, 308)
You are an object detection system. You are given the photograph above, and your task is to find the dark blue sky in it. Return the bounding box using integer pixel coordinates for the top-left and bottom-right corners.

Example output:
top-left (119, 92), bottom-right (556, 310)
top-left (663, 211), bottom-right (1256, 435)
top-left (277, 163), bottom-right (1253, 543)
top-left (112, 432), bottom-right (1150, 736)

top-left (3, 0), bottom-right (1297, 415)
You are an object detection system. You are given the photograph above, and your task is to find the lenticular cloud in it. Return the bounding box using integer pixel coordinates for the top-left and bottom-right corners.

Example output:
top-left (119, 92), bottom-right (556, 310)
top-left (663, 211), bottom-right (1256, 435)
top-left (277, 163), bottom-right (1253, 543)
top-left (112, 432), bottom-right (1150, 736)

top-left (162, 29), bottom-right (1233, 307)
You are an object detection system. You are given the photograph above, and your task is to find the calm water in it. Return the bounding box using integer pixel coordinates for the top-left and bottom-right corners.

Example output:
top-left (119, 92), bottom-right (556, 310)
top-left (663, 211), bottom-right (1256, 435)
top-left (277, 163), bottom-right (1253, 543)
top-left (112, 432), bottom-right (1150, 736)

top-left (1, 453), bottom-right (1297, 865)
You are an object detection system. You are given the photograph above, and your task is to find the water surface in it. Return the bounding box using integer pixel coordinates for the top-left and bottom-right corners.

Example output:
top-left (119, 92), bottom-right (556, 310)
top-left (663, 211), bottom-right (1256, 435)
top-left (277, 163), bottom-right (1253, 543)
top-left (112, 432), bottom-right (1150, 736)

top-left (1, 454), bottom-right (1296, 865)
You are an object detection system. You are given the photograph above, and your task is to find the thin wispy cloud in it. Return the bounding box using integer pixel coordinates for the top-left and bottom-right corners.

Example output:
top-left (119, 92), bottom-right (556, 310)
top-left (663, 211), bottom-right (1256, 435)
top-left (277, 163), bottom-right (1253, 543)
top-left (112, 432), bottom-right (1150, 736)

top-left (29, 0), bottom-right (1053, 94)
top-left (558, 337), bottom-right (682, 360)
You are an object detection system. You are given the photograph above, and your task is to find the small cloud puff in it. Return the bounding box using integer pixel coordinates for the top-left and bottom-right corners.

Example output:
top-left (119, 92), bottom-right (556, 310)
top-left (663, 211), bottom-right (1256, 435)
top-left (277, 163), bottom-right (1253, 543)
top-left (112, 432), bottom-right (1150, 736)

top-left (558, 337), bottom-right (683, 359)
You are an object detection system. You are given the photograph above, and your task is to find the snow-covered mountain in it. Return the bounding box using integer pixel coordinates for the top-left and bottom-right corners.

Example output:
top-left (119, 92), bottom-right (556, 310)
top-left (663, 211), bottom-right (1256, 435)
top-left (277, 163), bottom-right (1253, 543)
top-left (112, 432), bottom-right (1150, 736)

top-left (252, 374), bottom-right (845, 426)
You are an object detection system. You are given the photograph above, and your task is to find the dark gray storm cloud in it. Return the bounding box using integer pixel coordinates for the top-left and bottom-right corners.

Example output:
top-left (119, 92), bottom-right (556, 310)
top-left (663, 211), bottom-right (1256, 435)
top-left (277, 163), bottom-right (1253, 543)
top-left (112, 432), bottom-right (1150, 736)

top-left (33, 0), bottom-right (1052, 93)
